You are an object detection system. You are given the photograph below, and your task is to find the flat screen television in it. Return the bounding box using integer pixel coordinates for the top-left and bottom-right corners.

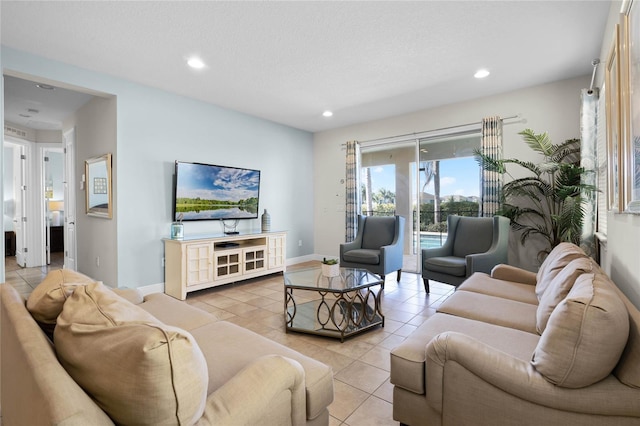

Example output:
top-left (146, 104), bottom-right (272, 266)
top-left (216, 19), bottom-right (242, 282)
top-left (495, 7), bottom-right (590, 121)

top-left (173, 161), bottom-right (261, 221)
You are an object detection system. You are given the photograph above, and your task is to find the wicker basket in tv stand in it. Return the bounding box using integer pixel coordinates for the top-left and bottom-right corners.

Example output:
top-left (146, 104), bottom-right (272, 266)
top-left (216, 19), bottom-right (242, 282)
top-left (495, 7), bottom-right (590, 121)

top-left (163, 230), bottom-right (286, 300)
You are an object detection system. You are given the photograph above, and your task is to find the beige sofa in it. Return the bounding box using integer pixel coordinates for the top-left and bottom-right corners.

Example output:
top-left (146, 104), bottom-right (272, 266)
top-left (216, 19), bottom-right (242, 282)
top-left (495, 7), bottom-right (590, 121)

top-left (390, 242), bottom-right (640, 426)
top-left (1, 271), bottom-right (334, 426)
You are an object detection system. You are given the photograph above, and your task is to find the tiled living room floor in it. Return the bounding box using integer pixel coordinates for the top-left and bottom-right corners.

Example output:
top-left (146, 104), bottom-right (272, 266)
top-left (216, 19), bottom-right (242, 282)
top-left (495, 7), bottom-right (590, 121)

top-left (4, 256), bottom-right (454, 426)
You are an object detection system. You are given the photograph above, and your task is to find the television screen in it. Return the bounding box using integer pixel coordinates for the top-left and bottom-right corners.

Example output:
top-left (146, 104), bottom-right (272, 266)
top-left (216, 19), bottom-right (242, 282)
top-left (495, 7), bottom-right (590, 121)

top-left (173, 161), bottom-right (260, 221)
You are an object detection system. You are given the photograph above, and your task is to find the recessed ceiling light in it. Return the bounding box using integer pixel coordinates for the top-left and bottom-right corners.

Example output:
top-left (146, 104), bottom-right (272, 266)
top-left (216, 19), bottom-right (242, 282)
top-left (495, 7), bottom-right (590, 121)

top-left (474, 69), bottom-right (490, 79)
top-left (322, 111), bottom-right (333, 117)
top-left (187, 57), bottom-right (206, 69)
top-left (36, 83), bottom-right (55, 90)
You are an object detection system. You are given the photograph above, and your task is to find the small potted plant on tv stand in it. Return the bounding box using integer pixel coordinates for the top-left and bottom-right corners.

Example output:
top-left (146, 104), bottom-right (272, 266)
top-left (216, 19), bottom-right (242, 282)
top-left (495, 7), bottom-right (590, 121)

top-left (321, 258), bottom-right (340, 277)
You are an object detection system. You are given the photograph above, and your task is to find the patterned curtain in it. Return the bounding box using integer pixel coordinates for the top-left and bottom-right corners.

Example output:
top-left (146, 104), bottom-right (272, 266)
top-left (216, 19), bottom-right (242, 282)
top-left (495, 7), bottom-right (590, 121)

top-left (480, 116), bottom-right (503, 217)
top-left (580, 88), bottom-right (598, 258)
top-left (345, 140), bottom-right (361, 242)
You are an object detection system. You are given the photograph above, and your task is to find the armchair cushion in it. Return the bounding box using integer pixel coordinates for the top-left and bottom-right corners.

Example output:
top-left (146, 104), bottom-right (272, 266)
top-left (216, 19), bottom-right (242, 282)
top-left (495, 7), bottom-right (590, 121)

top-left (531, 271), bottom-right (629, 388)
top-left (452, 217), bottom-right (494, 258)
top-left (341, 248), bottom-right (380, 265)
top-left (361, 216), bottom-right (396, 249)
top-left (423, 256), bottom-right (466, 277)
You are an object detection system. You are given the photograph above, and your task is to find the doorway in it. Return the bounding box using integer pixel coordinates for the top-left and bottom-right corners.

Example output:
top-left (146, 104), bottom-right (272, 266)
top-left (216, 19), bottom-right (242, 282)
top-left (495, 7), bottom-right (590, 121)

top-left (3, 73), bottom-right (93, 269)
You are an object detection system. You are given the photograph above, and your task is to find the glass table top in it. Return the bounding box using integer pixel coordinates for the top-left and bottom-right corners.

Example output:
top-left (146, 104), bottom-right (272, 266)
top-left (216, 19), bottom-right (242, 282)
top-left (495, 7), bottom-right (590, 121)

top-left (284, 267), bottom-right (382, 292)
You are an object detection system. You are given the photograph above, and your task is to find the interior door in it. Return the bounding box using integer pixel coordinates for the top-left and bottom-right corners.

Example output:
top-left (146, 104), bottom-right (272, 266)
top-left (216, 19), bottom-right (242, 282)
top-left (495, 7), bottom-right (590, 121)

top-left (63, 129), bottom-right (77, 270)
top-left (13, 144), bottom-right (27, 267)
top-left (44, 152), bottom-right (52, 264)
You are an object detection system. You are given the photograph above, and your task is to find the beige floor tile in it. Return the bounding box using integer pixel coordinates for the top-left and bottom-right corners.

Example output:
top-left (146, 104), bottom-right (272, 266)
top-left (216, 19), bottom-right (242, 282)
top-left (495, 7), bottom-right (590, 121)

top-left (393, 323), bottom-right (418, 337)
top-left (334, 361), bottom-right (389, 394)
top-left (343, 395), bottom-right (394, 426)
top-left (359, 346), bottom-right (391, 371)
top-left (309, 347), bottom-right (356, 374)
top-left (378, 333), bottom-right (406, 350)
top-left (326, 340), bottom-right (374, 359)
top-left (329, 380), bottom-right (369, 421)
top-left (373, 378), bottom-right (394, 403)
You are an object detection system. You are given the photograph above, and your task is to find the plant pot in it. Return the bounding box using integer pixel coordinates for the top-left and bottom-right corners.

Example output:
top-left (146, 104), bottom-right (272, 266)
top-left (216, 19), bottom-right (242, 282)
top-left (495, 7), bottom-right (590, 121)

top-left (321, 263), bottom-right (340, 277)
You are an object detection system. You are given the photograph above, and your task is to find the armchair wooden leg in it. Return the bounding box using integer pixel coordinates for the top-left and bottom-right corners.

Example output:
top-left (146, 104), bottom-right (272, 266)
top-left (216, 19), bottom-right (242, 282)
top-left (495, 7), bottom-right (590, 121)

top-left (379, 274), bottom-right (385, 289)
top-left (423, 278), bottom-right (430, 294)
top-left (396, 270), bottom-right (401, 282)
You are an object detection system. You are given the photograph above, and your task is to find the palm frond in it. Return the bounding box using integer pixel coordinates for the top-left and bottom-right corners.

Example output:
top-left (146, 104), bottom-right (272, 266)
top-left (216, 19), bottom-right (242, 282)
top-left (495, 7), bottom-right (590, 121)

top-left (519, 129), bottom-right (554, 157)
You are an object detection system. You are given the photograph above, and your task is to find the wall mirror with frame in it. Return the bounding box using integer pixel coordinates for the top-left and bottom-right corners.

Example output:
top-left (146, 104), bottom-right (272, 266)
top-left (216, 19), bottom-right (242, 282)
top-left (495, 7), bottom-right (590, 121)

top-left (85, 153), bottom-right (112, 219)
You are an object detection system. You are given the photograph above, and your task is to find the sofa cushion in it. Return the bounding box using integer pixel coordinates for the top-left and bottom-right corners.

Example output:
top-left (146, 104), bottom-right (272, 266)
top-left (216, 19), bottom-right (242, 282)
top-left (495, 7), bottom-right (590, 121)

top-left (26, 269), bottom-right (95, 328)
top-left (437, 290), bottom-right (538, 334)
top-left (535, 242), bottom-right (587, 299)
top-left (54, 282), bottom-right (208, 425)
top-left (536, 257), bottom-right (594, 333)
top-left (457, 272), bottom-right (538, 305)
top-left (423, 256), bottom-right (466, 277)
top-left (139, 292), bottom-right (217, 331)
top-left (190, 321), bottom-right (334, 422)
top-left (531, 271), bottom-right (629, 388)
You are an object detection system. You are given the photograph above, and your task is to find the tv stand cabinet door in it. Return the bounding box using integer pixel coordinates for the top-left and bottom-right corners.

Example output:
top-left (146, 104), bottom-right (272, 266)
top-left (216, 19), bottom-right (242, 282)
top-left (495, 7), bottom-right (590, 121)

top-left (268, 234), bottom-right (286, 270)
top-left (186, 242), bottom-right (215, 287)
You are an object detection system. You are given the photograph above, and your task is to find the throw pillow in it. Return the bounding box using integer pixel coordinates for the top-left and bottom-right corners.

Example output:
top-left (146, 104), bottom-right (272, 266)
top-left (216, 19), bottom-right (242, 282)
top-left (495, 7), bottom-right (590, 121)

top-left (26, 269), bottom-right (95, 329)
top-left (535, 257), bottom-right (594, 333)
top-left (531, 271), bottom-right (629, 388)
top-left (54, 282), bottom-right (208, 425)
top-left (535, 242), bottom-right (587, 300)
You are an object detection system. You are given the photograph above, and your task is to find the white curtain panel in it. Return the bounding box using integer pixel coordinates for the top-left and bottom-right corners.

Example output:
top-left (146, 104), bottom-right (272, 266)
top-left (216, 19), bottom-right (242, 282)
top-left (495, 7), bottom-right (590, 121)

top-left (480, 116), bottom-right (503, 217)
top-left (580, 88), bottom-right (598, 258)
top-left (345, 141), bottom-right (361, 242)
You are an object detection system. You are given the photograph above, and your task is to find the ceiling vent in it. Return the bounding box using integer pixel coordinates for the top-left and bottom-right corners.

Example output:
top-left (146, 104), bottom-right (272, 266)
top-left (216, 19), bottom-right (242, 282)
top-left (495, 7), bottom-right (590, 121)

top-left (4, 125), bottom-right (28, 138)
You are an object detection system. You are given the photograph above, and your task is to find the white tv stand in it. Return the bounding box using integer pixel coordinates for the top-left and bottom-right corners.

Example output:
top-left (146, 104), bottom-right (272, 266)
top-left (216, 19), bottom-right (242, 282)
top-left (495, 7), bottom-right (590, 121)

top-left (163, 230), bottom-right (286, 300)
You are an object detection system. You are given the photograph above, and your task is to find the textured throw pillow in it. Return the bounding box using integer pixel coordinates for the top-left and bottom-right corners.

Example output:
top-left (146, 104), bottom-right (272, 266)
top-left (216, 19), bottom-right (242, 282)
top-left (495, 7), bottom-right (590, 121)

top-left (536, 257), bottom-right (594, 333)
top-left (26, 269), bottom-right (95, 327)
top-left (531, 272), bottom-right (629, 388)
top-left (54, 282), bottom-right (208, 425)
top-left (535, 243), bottom-right (587, 300)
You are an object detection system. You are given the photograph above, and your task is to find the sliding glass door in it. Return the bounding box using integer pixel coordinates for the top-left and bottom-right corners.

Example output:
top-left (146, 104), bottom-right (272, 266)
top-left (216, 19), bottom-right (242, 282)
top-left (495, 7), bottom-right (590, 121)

top-left (359, 131), bottom-right (481, 274)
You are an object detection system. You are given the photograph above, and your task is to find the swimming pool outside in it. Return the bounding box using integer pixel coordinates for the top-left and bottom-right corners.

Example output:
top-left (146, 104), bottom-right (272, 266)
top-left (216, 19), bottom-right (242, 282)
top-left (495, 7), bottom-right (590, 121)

top-left (419, 232), bottom-right (447, 249)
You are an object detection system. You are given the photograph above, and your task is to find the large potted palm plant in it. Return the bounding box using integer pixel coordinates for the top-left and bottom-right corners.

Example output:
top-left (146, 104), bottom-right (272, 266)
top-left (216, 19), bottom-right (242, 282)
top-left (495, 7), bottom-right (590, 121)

top-left (475, 129), bottom-right (597, 261)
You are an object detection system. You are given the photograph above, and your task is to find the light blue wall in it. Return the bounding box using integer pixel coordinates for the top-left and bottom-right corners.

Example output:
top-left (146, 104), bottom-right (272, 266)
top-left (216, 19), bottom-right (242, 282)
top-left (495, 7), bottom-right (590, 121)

top-left (2, 46), bottom-right (315, 288)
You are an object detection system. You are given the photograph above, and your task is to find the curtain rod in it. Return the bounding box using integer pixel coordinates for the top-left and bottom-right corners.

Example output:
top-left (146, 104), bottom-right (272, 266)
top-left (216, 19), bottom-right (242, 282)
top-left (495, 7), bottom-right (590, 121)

top-left (355, 114), bottom-right (521, 145)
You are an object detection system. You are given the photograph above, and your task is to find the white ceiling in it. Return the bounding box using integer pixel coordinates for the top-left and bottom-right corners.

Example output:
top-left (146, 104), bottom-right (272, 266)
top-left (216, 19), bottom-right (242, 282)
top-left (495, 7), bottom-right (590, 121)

top-left (1, 1), bottom-right (611, 133)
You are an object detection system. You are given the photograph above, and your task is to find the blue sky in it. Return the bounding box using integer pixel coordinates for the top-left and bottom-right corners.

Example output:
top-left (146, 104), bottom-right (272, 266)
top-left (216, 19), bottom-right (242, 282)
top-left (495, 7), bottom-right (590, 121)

top-left (176, 162), bottom-right (260, 201)
top-left (364, 156), bottom-right (480, 198)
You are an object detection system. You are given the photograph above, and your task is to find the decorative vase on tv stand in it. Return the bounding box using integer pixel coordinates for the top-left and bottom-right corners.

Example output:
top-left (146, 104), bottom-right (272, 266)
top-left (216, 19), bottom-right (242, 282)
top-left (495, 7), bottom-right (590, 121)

top-left (261, 209), bottom-right (271, 232)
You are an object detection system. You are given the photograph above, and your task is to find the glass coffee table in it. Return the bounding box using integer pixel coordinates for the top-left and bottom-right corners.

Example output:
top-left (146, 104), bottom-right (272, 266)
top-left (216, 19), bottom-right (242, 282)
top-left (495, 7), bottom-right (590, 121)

top-left (284, 266), bottom-right (384, 342)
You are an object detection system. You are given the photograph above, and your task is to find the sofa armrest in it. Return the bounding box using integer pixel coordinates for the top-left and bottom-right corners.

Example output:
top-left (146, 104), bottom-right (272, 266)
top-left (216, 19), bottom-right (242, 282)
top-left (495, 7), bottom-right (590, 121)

top-left (198, 355), bottom-right (306, 426)
top-left (490, 264), bottom-right (537, 285)
top-left (426, 332), bottom-right (639, 418)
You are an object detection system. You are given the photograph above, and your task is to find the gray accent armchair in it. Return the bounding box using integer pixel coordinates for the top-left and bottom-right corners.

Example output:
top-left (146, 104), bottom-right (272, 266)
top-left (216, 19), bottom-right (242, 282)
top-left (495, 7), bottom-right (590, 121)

top-left (422, 215), bottom-right (509, 293)
top-left (340, 215), bottom-right (405, 285)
